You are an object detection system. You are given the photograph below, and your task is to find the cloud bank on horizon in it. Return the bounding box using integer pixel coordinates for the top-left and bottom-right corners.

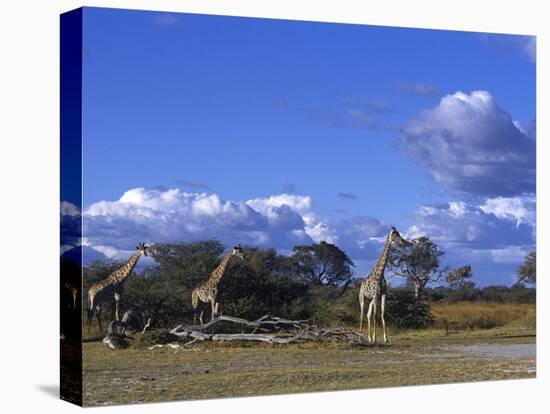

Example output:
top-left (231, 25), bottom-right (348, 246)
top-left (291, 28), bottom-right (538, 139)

top-left (62, 198), bottom-right (535, 286)
top-left (60, 187), bottom-right (535, 282)
top-left (62, 187), bottom-right (387, 260)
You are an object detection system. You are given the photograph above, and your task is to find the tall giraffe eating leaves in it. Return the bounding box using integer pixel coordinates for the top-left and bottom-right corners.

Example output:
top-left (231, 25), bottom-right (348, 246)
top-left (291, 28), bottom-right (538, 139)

top-left (191, 245), bottom-right (245, 324)
top-left (87, 243), bottom-right (148, 333)
top-left (359, 227), bottom-right (411, 343)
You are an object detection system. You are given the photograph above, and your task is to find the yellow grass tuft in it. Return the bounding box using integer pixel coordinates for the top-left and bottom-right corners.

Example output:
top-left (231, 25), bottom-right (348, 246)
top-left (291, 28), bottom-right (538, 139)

top-left (431, 301), bottom-right (535, 330)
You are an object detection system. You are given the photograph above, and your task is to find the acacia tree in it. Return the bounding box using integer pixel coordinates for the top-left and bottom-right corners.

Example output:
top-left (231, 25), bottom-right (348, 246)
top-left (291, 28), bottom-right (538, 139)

top-left (388, 236), bottom-right (445, 299)
top-left (291, 241), bottom-right (354, 286)
top-left (517, 251), bottom-right (536, 285)
top-left (445, 265), bottom-right (474, 288)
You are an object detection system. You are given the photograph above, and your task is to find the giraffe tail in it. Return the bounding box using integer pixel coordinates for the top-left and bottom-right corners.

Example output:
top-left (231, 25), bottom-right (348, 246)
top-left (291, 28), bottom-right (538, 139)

top-left (191, 290), bottom-right (199, 310)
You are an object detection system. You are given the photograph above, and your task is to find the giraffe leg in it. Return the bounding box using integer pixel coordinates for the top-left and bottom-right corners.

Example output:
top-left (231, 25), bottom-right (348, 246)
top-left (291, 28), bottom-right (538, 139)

top-left (199, 310), bottom-right (204, 325)
top-left (192, 290), bottom-right (199, 324)
top-left (96, 305), bottom-right (103, 333)
top-left (372, 299), bottom-right (378, 343)
top-left (87, 308), bottom-right (94, 334)
top-left (87, 294), bottom-right (94, 334)
top-left (210, 299), bottom-right (217, 321)
top-left (359, 293), bottom-right (365, 332)
top-left (366, 299), bottom-right (375, 343)
top-left (114, 292), bottom-right (121, 321)
top-left (381, 293), bottom-right (388, 343)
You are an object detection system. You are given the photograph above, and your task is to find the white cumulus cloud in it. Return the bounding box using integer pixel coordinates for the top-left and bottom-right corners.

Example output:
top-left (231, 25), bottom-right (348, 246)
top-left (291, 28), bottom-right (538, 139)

top-left (60, 201), bottom-right (80, 216)
top-left (247, 194), bottom-right (337, 243)
top-left (480, 196), bottom-right (535, 227)
top-left (80, 188), bottom-right (331, 254)
top-left (398, 90), bottom-right (535, 197)
top-left (408, 197), bottom-right (535, 256)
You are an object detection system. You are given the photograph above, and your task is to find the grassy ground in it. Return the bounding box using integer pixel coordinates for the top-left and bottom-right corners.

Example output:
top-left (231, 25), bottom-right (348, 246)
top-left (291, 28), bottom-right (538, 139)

top-left (81, 303), bottom-right (536, 406)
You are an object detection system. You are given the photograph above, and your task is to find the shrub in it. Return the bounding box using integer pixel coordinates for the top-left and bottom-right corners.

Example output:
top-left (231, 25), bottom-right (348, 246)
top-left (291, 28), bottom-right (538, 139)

top-left (385, 288), bottom-right (434, 329)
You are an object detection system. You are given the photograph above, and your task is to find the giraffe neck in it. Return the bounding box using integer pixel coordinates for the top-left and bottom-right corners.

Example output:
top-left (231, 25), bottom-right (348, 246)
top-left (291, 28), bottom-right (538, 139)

top-left (111, 251), bottom-right (142, 284)
top-left (368, 231), bottom-right (393, 281)
top-left (207, 252), bottom-right (233, 285)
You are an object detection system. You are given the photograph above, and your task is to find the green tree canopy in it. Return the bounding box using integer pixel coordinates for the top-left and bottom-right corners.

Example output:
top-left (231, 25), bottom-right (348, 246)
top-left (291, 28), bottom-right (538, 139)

top-left (150, 240), bottom-right (224, 285)
top-left (291, 241), bottom-right (354, 286)
top-left (517, 250), bottom-right (536, 285)
top-left (445, 265), bottom-right (474, 288)
top-left (388, 236), bottom-right (445, 299)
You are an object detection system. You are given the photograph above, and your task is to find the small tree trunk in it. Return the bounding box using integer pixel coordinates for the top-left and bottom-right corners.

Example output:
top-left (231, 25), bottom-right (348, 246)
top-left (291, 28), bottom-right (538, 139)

top-left (414, 282), bottom-right (421, 299)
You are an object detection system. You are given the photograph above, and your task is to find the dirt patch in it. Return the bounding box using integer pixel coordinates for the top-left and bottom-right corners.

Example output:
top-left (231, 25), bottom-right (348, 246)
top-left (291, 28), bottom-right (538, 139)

top-left (449, 343), bottom-right (536, 359)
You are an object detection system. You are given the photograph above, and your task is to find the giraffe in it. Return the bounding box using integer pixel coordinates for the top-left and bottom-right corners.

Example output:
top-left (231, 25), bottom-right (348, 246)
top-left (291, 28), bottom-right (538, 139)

top-left (64, 282), bottom-right (78, 308)
top-left (359, 227), bottom-right (411, 343)
top-left (191, 245), bottom-right (245, 324)
top-left (86, 243), bottom-right (148, 333)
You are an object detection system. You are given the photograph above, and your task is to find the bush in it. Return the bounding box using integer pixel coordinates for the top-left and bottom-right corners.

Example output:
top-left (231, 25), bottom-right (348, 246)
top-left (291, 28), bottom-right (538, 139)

top-left (479, 285), bottom-right (535, 303)
top-left (305, 284), bottom-right (356, 326)
top-left (217, 248), bottom-right (308, 320)
top-left (423, 284), bottom-right (535, 304)
top-left (385, 289), bottom-right (434, 329)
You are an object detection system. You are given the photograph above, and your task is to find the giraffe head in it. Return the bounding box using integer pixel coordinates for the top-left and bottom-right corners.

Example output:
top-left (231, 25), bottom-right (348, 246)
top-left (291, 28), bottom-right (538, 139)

top-left (230, 245), bottom-right (245, 260)
top-left (136, 243), bottom-right (149, 256)
top-left (390, 227), bottom-right (412, 247)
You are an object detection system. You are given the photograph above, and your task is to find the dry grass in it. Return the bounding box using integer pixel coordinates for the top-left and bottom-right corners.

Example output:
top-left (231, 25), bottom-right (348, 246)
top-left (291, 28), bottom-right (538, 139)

top-left (80, 301), bottom-right (536, 406)
top-left (431, 302), bottom-right (535, 330)
top-left (82, 329), bottom-right (535, 406)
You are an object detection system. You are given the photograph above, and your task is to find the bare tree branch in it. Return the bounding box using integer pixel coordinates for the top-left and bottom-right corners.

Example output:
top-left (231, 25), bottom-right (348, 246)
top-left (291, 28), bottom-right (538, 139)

top-left (167, 314), bottom-right (367, 346)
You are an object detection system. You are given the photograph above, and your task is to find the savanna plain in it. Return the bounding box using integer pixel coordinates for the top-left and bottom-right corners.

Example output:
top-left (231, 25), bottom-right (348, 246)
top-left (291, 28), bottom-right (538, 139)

top-left (81, 301), bottom-right (535, 406)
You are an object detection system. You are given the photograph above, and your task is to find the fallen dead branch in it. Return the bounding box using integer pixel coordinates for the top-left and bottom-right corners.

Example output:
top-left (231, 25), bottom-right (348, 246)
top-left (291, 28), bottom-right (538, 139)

top-left (169, 314), bottom-right (367, 346)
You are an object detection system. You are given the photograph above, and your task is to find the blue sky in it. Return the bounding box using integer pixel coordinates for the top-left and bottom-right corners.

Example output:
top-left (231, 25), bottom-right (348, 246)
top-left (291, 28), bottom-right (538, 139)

top-left (64, 7), bottom-right (536, 286)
